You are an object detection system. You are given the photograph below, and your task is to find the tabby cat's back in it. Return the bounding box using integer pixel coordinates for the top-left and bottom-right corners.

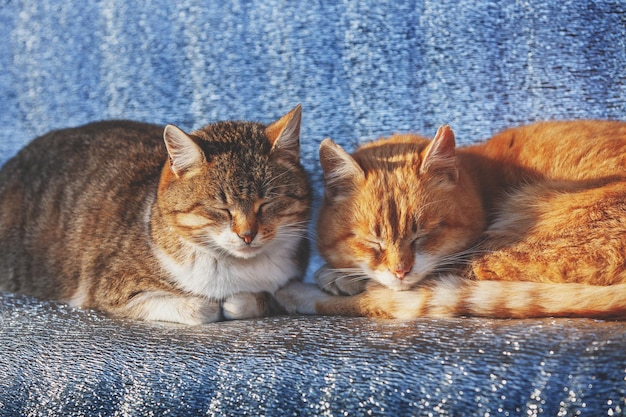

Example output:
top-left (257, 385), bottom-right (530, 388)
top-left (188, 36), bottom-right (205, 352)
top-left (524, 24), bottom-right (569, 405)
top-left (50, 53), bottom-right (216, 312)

top-left (0, 120), bottom-right (165, 300)
top-left (0, 105), bottom-right (312, 324)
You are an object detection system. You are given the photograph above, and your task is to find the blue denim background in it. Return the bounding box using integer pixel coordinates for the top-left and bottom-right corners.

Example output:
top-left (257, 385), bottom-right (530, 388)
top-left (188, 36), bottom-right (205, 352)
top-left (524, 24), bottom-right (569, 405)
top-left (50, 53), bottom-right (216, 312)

top-left (2, 0), bottom-right (624, 279)
top-left (1, 1), bottom-right (625, 416)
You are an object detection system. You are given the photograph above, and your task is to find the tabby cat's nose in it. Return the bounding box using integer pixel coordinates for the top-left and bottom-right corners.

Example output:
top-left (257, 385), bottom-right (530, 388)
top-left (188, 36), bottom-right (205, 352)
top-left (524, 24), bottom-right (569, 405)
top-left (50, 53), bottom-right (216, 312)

top-left (239, 231), bottom-right (257, 245)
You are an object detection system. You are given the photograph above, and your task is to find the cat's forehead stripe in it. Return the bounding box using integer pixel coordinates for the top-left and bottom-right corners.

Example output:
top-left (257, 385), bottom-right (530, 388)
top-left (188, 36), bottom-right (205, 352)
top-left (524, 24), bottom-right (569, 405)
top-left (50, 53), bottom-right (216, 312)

top-left (367, 197), bottom-right (417, 242)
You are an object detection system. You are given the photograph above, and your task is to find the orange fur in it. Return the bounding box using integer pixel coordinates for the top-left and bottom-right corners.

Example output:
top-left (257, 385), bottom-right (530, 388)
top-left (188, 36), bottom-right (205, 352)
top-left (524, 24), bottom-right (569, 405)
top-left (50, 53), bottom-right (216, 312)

top-left (309, 120), bottom-right (626, 319)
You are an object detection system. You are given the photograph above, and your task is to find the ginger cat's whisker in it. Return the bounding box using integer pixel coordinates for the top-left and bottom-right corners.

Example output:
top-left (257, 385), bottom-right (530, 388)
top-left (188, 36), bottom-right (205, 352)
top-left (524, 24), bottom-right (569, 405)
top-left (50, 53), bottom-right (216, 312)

top-left (278, 120), bottom-right (626, 320)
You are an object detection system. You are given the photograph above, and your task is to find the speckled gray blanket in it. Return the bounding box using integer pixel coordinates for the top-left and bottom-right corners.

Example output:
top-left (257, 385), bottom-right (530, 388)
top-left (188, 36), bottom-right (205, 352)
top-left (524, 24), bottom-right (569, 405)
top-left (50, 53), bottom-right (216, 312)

top-left (1, 0), bottom-right (625, 415)
top-left (2, 293), bottom-right (625, 416)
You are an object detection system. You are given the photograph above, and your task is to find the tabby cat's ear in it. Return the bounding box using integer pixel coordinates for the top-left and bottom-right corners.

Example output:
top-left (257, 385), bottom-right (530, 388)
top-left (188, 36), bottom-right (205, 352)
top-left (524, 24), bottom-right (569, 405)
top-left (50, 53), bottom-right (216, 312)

top-left (163, 124), bottom-right (206, 177)
top-left (420, 125), bottom-right (458, 185)
top-left (265, 104), bottom-right (302, 162)
top-left (319, 138), bottom-right (365, 200)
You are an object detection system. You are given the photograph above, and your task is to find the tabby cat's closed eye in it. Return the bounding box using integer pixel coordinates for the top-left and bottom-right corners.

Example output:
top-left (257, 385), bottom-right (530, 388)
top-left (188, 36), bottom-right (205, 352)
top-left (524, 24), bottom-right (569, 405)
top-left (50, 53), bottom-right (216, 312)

top-left (0, 104), bottom-right (312, 325)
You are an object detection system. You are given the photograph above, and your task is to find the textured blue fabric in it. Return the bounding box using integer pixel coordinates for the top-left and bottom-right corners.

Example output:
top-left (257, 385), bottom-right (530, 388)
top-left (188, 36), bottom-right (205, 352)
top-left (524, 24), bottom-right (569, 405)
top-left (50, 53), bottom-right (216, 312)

top-left (2, 293), bottom-right (625, 417)
top-left (1, 0), bottom-right (625, 416)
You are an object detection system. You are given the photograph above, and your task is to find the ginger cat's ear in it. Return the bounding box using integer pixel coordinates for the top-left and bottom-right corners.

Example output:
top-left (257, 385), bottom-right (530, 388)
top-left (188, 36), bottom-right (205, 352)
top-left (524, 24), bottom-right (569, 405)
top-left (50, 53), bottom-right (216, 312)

top-left (163, 124), bottom-right (206, 177)
top-left (319, 138), bottom-right (365, 200)
top-left (420, 125), bottom-right (458, 184)
top-left (266, 104), bottom-right (302, 162)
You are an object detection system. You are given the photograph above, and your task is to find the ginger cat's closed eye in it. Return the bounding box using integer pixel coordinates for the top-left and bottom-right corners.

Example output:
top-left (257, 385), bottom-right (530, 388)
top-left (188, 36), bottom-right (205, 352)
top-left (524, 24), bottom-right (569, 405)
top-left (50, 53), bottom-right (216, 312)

top-left (278, 120), bottom-right (626, 320)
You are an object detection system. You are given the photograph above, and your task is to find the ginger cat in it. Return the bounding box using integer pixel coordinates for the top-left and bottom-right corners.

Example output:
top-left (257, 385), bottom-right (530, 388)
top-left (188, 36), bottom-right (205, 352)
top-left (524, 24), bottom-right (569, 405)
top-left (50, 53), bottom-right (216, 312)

top-left (277, 120), bottom-right (626, 319)
top-left (0, 105), bottom-right (311, 324)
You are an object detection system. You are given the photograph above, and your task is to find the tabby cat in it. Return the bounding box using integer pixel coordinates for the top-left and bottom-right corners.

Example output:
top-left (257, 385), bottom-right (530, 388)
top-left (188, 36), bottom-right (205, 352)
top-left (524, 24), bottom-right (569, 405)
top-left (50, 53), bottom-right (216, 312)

top-left (276, 120), bottom-right (626, 319)
top-left (0, 105), bottom-right (311, 324)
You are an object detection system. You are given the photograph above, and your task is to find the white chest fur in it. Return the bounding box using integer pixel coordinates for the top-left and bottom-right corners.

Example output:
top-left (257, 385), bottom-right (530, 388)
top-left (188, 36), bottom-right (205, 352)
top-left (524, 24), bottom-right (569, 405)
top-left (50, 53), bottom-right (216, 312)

top-left (154, 237), bottom-right (302, 300)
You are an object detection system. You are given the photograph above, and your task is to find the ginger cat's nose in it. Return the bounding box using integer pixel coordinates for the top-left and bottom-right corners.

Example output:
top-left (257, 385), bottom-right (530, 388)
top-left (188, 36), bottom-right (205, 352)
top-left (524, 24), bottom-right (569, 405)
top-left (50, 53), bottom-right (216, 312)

top-left (394, 265), bottom-right (412, 280)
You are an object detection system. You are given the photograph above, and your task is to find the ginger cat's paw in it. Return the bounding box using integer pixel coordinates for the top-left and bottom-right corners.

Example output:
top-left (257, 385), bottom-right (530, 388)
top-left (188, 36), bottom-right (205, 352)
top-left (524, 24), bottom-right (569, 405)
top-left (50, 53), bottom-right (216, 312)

top-left (222, 292), bottom-right (269, 320)
top-left (274, 282), bottom-right (330, 315)
top-left (314, 264), bottom-right (368, 295)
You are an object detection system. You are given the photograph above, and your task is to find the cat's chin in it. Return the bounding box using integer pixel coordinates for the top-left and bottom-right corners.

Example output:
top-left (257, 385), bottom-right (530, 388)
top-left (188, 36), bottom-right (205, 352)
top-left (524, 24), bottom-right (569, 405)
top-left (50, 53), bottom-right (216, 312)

top-left (366, 269), bottom-right (423, 292)
top-left (381, 280), bottom-right (415, 292)
top-left (367, 273), bottom-right (414, 291)
top-left (228, 245), bottom-right (265, 259)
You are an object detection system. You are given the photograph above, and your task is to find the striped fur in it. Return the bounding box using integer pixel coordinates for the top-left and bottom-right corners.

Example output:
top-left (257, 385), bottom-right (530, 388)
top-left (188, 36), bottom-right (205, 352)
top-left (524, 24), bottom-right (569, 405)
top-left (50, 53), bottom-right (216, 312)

top-left (286, 120), bottom-right (626, 320)
top-left (0, 105), bottom-right (311, 324)
top-left (277, 278), bottom-right (626, 320)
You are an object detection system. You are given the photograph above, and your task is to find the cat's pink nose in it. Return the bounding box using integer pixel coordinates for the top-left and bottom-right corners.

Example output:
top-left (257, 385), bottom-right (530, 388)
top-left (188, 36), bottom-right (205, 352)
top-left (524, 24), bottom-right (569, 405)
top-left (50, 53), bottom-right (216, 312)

top-left (394, 266), bottom-right (411, 280)
top-left (239, 231), bottom-right (257, 245)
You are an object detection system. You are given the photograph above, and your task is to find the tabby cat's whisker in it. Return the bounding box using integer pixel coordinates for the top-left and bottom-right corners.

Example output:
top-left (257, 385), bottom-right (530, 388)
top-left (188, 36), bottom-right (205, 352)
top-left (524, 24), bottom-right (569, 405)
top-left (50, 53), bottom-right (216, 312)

top-left (0, 105), bottom-right (312, 325)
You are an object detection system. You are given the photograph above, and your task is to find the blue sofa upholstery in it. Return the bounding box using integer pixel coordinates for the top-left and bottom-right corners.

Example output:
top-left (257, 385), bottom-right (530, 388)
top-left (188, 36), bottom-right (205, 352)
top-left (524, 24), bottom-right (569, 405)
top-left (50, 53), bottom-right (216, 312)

top-left (1, 1), bottom-right (625, 415)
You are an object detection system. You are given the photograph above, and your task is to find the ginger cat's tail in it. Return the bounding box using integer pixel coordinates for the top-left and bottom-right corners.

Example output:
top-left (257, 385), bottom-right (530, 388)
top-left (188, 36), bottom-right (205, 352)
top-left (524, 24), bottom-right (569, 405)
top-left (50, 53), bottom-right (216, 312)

top-left (277, 276), bottom-right (626, 320)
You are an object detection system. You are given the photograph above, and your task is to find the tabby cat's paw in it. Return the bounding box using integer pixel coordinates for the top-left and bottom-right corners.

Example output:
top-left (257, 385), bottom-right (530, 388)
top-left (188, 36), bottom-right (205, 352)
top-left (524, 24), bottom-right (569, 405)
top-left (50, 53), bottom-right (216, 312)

top-left (192, 301), bottom-right (224, 324)
top-left (274, 282), bottom-right (330, 315)
top-left (314, 264), bottom-right (368, 296)
top-left (222, 292), bottom-right (269, 320)
top-left (121, 293), bottom-right (222, 325)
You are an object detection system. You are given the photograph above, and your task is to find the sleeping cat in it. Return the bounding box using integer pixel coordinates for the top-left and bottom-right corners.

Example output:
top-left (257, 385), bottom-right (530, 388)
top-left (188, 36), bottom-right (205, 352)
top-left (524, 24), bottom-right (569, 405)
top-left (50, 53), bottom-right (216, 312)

top-left (0, 104), bottom-right (311, 325)
top-left (276, 120), bottom-right (626, 319)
